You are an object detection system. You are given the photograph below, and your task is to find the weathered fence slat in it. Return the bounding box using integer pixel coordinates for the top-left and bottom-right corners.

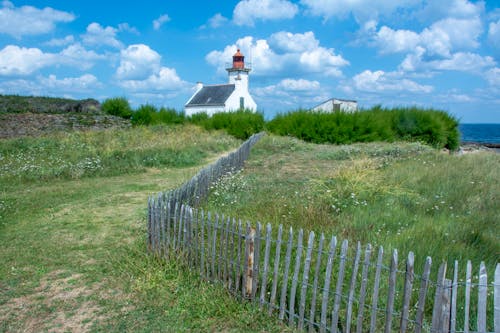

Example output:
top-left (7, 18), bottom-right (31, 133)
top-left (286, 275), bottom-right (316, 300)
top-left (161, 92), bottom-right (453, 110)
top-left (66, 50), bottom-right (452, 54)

top-left (464, 260), bottom-right (472, 333)
top-left (400, 251), bottom-right (414, 333)
top-left (160, 197), bottom-right (166, 256)
top-left (477, 262), bottom-right (487, 332)
top-left (251, 222), bottom-right (262, 301)
top-left (260, 223), bottom-right (272, 307)
top-left (269, 224), bottom-right (283, 315)
top-left (415, 256), bottom-right (432, 333)
top-left (228, 218), bottom-right (236, 292)
top-left (200, 210), bottom-right (205, 278)
top-left (217, 214), bottom-right (225, 281)
top-left (289, 228), bottom-right (304, 326)
top-left (450, 260), bottom-right (458, 333)
top-left (147, 197), bottom-right (152, 252)
top-left (298, 231), bottom-right (315, 330)
top-left (178, 205), bottom-right (185, 251)
top-left (369, 246), bottom-right (384, 333)
top-left (384, 249), bottom-right (398, 333)
top-left (355, 244), bottom-right (372, 333)
top-left (279, 227), bottom-right (294, 320)
top-left (308, 233), bottom-right (325, 333)
top-left (331, 239), bottom-right (349, 333)
top-left (166, 201), bottom-right (171, 249)
top-left (235, 220), bottom-right (243, 294)
top-left (320, 236), bottom-right (337, 333)
top-left (172, 202), bottom-right (178, 250)
top-left (242, 223), bottom-right (252, 298)
top-left (211, 214), bottom-right (218, 282)
top-left (346, 241), bottom-right (361, 333)
top-left (442, 279), bottom-right (452, 332)
top-left (495, 263), bottom-right (500, 332)
top-left (431, 262), bottom-right (447, 332)
top-left (222, 217), bottom-right (230, 285)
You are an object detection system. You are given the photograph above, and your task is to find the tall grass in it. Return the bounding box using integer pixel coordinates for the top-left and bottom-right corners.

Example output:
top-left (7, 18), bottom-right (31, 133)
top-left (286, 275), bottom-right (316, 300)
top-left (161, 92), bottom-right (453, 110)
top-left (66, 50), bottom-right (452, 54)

top-left (202, 135), bottom-right (498, 270)
top-left (0, 124), bottom-right (238, 182)
top-left (267, 106), bottom-right (460, 150)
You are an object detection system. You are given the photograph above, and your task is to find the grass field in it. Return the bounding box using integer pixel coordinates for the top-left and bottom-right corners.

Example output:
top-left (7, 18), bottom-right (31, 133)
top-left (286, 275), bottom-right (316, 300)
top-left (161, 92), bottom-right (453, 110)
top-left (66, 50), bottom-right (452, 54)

top-left (203, 135), bottom-right (499, 271)
top-left (0, 126), bottom-right (292, 332)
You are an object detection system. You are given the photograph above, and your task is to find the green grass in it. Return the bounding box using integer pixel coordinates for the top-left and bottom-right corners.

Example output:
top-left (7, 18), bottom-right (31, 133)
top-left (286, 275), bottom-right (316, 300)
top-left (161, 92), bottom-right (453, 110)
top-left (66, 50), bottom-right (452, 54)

top-left (0, 126), bottom-right (292, 332)
top-left (203, 135), bottom-right (499, 270)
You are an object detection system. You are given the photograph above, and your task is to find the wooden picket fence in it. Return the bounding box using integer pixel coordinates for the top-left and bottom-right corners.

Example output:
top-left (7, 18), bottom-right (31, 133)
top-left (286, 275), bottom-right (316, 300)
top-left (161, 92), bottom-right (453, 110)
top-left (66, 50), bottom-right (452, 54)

top-left (146, 133), bottom-right (499, 332)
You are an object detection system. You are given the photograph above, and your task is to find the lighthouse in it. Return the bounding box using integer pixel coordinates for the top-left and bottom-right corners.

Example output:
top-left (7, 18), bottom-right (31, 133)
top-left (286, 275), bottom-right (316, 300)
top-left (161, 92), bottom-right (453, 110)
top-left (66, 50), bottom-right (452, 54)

top-left (184, 49), bottom-right (257, 116)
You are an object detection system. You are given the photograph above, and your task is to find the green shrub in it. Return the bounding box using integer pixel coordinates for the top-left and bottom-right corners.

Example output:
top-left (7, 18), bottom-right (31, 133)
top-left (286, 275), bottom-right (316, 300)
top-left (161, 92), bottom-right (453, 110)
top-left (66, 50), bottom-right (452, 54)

top-left (131, 104), bottom-right (156, 125)
top-left (156, 107), bottom-right (185, 125)
top-left (267, 107), bottom-right (459, 150)
top-left (192, 110), bottom-right (265, 140)
top-left (101, 97), bottom-right (132, 119)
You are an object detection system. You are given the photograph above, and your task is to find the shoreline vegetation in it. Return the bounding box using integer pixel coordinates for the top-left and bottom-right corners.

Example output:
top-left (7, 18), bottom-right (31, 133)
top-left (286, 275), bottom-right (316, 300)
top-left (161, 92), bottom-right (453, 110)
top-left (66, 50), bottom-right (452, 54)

top-left (0, 93), bottom-right (498, 331)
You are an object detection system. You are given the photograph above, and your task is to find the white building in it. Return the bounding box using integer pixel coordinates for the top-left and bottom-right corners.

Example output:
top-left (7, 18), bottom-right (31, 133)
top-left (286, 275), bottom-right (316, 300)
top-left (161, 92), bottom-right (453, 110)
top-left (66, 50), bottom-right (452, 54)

top-left (312, 98), bottom-right (358, 113)
top-left (184, 49), bottom-right (257, 116)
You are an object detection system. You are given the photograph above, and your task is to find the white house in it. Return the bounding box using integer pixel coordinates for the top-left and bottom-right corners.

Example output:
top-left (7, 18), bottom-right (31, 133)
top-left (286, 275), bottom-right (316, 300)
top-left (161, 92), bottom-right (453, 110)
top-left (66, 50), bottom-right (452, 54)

top-left (184, 49), bottom-right (257, 116)
top-left (312, 98), bottom-right (358, 113)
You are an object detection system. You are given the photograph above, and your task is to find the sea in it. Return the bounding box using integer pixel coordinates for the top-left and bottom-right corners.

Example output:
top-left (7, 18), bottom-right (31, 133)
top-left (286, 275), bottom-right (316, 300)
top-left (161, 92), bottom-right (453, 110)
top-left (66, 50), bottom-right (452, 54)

top-left (459, 124), bottom-right (500, 144)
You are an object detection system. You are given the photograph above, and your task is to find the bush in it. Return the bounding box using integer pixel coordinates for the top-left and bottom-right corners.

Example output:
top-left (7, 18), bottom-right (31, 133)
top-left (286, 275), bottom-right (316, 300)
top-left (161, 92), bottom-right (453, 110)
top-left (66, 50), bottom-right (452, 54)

top-left (131, 105), bottom-right (185, 126)
top-left (101, 97), bottom-right (132, 119)
top-left (267, 107), bottom-right (459, 150)
top-left (131, 104), bottom-right (156, 125)
top-left (191, 110), bottom-right (265, 140)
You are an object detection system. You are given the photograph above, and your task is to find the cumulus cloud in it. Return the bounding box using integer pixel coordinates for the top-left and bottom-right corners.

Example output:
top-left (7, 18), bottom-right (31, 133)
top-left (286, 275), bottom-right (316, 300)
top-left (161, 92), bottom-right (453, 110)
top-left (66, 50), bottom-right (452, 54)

top-left (116, 44), bottom-right (161, 80)
top-left (371, 16), bottom-right (482, 57)
top-left (485, 67), bottom-right (500, 86)
top-left (153, 14), bottom-right (170, 30)
top-left (352, 70), bottom-right (433, 93)
top-left (0, 44), bottom-right (106, 76)
top-left (0, 1), bottom-right (74, 38)
top-left (0, 45), bottom-right (55, 75)
top-left (116, 44), bottom-right (187, 93)
top-left (233, 0), bottom-right (298, 26)
top-left (206, 32), bottom-right (348, 78)
top-left (82, 22), bottom-right (123, 49)
top-left (253, 78), bottom-right (326, 109)
top-left (0, 74), bottom-right (101, 97)
top-left (45, 35), bottom-right (75, 47)
top-left (40, 74), bottom-right (101, 91)
top-left (401, 50), bottom-right (496, 73)
top-left (118, 23), bottom-right (139, 35)
top-left (489, 20), bottom-right (500, 49)
top-left (301, 0), bottom-right (419, 22)
top-left (206, 13), bottom-right (228, 28)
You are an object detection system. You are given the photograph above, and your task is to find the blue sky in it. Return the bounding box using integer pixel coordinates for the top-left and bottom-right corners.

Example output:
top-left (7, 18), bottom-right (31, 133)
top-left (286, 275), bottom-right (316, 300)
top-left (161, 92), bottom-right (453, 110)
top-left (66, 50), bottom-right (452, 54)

top-left (0, 0), bottom-right (499, 123)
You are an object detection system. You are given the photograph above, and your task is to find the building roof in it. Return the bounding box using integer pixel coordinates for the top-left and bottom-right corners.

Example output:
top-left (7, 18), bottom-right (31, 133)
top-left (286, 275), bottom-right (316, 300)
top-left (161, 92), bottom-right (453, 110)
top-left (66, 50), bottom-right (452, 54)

top-left (185, 84), bottom-right (235, 107)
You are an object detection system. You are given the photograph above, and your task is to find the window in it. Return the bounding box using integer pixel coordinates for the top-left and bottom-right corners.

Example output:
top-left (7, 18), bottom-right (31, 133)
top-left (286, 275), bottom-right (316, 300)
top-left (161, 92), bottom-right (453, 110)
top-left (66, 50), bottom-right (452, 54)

top-left (240, 97), bottom-right (244, 109)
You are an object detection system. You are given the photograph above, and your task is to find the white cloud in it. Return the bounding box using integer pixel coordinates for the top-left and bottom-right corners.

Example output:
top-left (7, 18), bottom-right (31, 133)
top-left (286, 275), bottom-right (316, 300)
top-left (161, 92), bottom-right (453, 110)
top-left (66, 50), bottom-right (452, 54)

top-left (352, 70), bottom-right (433, 93)
top-left (254, 78), bottom-right (325, 109)
top-left (40, 74), bottom-right (101, 91)
top-left (416, 0), bottom-right (484, 23)
top-left (206, 13), bottom-right (228, 28)
top-left (0, 45), bottom-right (55, 75)
top-left (372, 16), bottom-right (482, 57)
top-left (401, 51), bottom-right (496, 73)
top-left (0, 74), bottom-right (100, 96)
top-left (45, 35), bottom-right (75, 47)
top-left (0, 1), bottom-right (74, 38)
top-left (153, 14), bottom-right (170, 30)
top-left (82, 22), bottom-right (123, 49)
top-left (206, 33), bottom-right (348, 78)
top-left (233, 0), bottom-right (298, 26)
top-left (0, 43), bottom-right (106, 76)
top-left (118, 23), bottom-right (139, 35)
top-left (119, 67), bottom-right (186, 92)
top-left (116, 44), bottom-right (161, 80)
top-left (301, 0), bottom-right (419, 22)
top-left (59, 43), bottom-right (107, 70)
top-left (269, 31), bottom-right (319, 53)
top-left (489, 20), bottom-right (500, 49)
top-left (116, 44), bottom-right (187, 93)
top-left (485, 67), bottom-right (500, 86)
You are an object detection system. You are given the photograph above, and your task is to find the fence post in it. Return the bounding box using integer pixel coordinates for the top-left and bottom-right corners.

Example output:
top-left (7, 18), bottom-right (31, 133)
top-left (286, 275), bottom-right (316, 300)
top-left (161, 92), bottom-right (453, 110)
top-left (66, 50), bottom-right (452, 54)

top-left (243, 224), bottom-right (256, 298)
top-left (431, 262), bottom-right (447, 333)
top-left (494, 263), bottom-right (500, 333)
top-left (477, 262), bottom-right (487, 333)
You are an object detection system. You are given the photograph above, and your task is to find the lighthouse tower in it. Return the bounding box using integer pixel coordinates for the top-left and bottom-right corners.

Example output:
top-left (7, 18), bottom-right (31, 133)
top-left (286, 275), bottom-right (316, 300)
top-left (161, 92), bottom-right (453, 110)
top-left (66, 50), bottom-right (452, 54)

top-left (184, 48), bottom-right (257, 116)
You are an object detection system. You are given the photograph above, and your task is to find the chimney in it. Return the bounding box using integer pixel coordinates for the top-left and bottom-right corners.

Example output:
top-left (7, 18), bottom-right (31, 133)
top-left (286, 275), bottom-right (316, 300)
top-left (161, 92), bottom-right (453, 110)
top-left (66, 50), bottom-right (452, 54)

top-left (196, 82), bottom-right (203, 92)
